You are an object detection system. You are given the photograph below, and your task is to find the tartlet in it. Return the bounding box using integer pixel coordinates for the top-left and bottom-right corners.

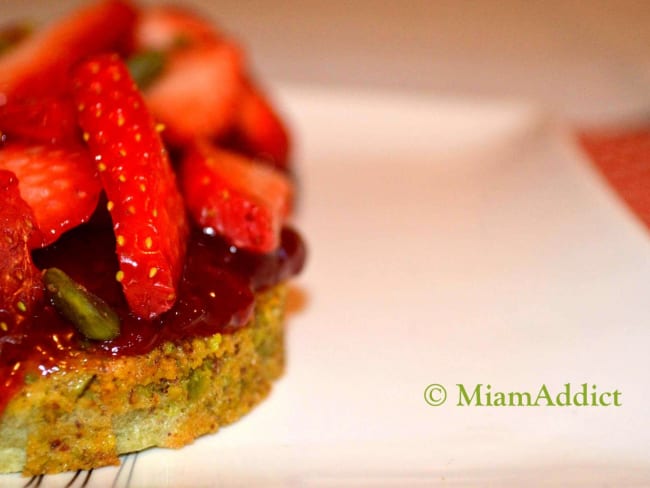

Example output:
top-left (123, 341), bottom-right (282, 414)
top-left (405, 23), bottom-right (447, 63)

top-left (0, 0), bottom-right (305, 475)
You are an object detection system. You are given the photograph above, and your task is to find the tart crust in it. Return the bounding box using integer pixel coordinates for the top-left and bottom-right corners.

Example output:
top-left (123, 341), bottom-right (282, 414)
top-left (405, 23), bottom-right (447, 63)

top-left (0, 285), bottom-right (286, 475)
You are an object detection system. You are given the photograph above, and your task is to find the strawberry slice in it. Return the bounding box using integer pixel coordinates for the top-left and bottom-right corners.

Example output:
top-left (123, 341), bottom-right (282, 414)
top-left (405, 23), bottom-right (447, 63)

top-left (0, 142), bottom-right (101, 247)
top-left (72, 53), bottom-right (188, 319)
top-left (233, 82), bottom-right (291, 170)
top-left (181, 140), bottom-right (293, 253)
top-left (0, 170), bottom-right (43, 334)
top-left (0, 0), bottom-right (136, 100)
top-left (144, 42), bottom-right (244, 145)
top-left (0, 96), bottom-right (79, 145)
top-left (133, 5), bottom-right (222, 51)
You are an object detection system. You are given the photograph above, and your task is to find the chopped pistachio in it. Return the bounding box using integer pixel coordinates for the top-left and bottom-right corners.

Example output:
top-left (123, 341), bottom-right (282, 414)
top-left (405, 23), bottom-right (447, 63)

top-left (43, 268), bottom-right (120, 341)
top-left (126, 50), bottom-right (166, 90)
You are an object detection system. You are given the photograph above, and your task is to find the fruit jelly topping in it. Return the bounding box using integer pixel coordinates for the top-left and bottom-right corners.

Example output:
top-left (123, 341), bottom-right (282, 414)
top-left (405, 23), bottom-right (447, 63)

top-left (0, 218), bottom-right (306, 413)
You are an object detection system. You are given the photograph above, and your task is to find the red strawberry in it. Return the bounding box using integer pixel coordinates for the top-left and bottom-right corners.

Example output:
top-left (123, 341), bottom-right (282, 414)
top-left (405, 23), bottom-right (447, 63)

top-left (0, 96), bottom-right (79, 145)
top-left (133, 5), bottom-right (222, 51)
top-left (234, 82), bottom-right (291, 170)
top-left (144, 43), bottom-right (244, 145)
top-left (0, 170), bottom-right (43, 334)
top-left (181, 140), bottom-right (293, 253)
top-left (72, 53), bottom-right (188, 319)
top-left (0, 0), bottom-right (136, 100)
top-left (0, 142), bottom-right (101, 247)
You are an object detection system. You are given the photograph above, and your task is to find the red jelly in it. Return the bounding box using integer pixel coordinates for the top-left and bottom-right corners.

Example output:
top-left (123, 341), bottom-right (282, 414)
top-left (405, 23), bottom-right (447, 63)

top-left (0, 216), bottom-right (305, 413)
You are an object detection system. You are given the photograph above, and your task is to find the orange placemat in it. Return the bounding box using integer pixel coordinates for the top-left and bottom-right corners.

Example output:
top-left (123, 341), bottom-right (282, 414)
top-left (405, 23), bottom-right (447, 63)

top-left (578, 127), bottom-right (650, 229)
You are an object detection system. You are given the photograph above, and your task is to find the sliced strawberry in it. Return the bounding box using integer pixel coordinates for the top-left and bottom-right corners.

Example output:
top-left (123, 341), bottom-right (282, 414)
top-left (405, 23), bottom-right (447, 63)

top-left (0, 0), bottom-right (136, 100)
top-left (233, 82), bottom-right (291, 170)
top-left (0, 142), bottom-right (101, 247)
top-left (0, 170), bottom-right (43, 334)
top-left (144, 42), bottom-right (244, 145)
top-left (133, 5), bottom-right (222, 51)
top-left (181, 140), bottom-right (293, 253)
top-left (71, 53), bottom-right (188, 319)
top-left (0, 96), bottom-right (79, 145)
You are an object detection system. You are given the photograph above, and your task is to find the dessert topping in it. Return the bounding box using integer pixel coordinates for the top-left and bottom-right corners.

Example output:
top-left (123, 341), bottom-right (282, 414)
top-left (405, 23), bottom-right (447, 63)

top-left (43, 267), bottom-right (121, 341)
top-left (0, 96), bottom-right (79, 146)
top-left (0, 0), bottom-right (136, 99)
top-left (126, 50), bottom-right (167, 90)
top-left (143, 42), bottom-right (244, 145)
top-left (0, 143), bottom-right (102, 247)
top-left (72, 53), bottom-right (188, 320)
top-left (0, 1), bottom-right (306, 412)
top-left (0, 170), bottom-right (43, 333)
top-left (232, 82), bottom-right (291, 170)
top-left (181, 140), bottom-right (293, 253)
top-left (132, 5), bottom-right (222, 51)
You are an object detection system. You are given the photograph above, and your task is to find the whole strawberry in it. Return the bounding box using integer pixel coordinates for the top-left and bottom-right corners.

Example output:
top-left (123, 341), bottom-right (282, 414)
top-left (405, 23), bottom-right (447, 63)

top-left (72, 53), bottom-right (188, 319)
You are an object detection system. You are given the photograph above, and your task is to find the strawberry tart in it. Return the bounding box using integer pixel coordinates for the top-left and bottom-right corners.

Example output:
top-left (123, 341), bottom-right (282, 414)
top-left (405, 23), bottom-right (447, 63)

top-left (0, 0), bottom-right (305, 475)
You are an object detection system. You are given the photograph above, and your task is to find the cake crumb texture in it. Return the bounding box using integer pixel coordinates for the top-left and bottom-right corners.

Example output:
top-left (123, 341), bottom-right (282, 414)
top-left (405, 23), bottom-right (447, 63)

top-left (0, 285), bottom-right (286, 475)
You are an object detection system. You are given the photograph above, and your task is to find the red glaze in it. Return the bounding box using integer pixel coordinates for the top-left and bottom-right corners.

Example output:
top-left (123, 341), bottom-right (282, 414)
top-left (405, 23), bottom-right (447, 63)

top-left (0, 216), bottom-right (305, 414)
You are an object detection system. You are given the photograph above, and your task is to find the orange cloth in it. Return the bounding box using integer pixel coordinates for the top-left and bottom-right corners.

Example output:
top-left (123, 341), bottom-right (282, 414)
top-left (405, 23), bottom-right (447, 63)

top-left (578, 128), bottom-right (650, 229)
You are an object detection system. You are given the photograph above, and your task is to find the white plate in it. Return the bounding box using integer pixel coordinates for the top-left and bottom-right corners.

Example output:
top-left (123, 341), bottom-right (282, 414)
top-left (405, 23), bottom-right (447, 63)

top-left (5, 86), bottom-right (650, 487)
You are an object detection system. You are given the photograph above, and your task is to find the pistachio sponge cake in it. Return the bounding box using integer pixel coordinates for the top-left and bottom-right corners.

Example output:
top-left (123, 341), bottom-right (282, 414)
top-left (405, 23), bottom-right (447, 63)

top-left (0, 286), bottom-right (286, 475)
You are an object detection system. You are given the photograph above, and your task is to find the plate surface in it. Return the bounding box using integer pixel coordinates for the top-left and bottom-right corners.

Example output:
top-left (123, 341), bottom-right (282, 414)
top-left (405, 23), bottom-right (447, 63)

top-left (4, 86), bottom-right (650, 487)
